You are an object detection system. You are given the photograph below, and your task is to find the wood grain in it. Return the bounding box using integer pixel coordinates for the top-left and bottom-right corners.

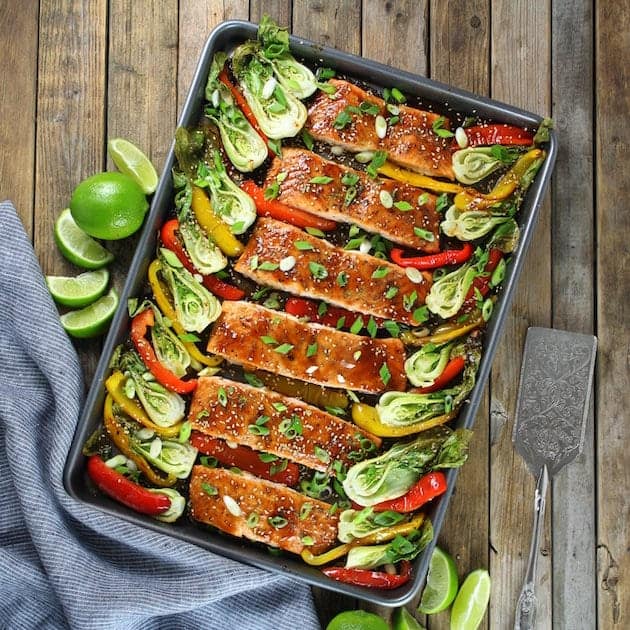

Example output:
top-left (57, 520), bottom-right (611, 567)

top-left (249, 0), bottom-right (291, 27)
top-left (596, 1), bottom-right (630, 627)
top-left (489, 1), bottom-right (552, 629)
top-left (550, 1), bottom-right (596, 628)
top-left (0, 2), bottom-right (39, 237)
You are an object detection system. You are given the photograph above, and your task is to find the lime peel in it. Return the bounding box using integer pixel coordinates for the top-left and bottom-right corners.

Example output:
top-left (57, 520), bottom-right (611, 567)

top-left (449, 569), bottom-right (491, 630)
top-left (418, 546), bottom-right (459, 615)
top-left (46, 268), bottom-right (109, 308)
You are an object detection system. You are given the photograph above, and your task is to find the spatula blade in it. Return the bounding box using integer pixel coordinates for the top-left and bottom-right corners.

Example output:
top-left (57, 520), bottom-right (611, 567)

top-left (512, 327), bottom-right (597, 477)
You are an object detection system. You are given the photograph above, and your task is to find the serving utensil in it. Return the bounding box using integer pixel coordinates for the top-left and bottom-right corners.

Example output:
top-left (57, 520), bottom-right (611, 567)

top-left (512, 327), bottom-right (597, 630)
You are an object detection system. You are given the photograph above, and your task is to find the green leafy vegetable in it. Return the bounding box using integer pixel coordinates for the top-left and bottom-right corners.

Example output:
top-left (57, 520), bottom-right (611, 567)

top-left (337, 507), bottom-right (406, 543)
top-left (452, 147), bottom-right (511, 184)
top-left (425, 260), bottom-right (477, 319)
top-left (133, 433), bottom-right (198, 479)
top-left (404, 342), bottom-right (454, 387)
top-left (440, 205), bottom-right (513, 242)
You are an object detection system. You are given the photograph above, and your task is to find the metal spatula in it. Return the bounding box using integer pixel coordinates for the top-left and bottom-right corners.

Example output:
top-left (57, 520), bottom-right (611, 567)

top-left (512, 327), bottom-right (597, 630)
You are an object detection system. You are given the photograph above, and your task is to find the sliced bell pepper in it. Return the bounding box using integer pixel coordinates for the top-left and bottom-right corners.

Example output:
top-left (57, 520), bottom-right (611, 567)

top-left (351, 402), bottom-right (456, 438)
top-left (390, 242), bottom-right (473, 270)
top-left (130, 308), bottom-right (197, 394)
top-left (160, 219), bottom-right (245, 301)
top-left (377, 161), bottom-right (463, 194)
top-left (322, 560), bottom-right (412, 589)
top-left (460, 124), bottom-right (534, 147)
top-left (400, 311), bottom-right (484, 346)
top-left (301, 514), bottom-right (425, 566)
top-left (103, 395), bottom-right (177, 487)
top-left (285, 297), bottom-right (384, 330)
top-left (462, 247), bottom-right (503, 310)
top-left (189, 433), bottom-right (300, 487)
top-left (87, 455), bottom-right (171, 516)
top-left (454, 148), bottom-right (544, 211)
top-left (147, 259), bottom-right (222, 368)
top-left (371, 471), bottom-right (447, 513)
top-left (241, 180), bottom-right (337, 232)
top-left (415, 356), bottom-right (466, 394)
top-left (191, 185), bottom-right (244, 257)
top-left (105, 371), bottom-right (182, 438)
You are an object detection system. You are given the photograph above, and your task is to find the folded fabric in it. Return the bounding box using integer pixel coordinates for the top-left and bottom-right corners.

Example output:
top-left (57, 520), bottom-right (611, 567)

top-left (0, 201), bottom-right (321, 630)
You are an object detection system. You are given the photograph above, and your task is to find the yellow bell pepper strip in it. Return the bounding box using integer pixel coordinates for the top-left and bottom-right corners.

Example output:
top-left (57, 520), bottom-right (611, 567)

top-left (147, 259), bottom-right (222, 368)
top-left (105, 371), bottom-right (182, 438)
top-left (300, 513), bottom-right (425, 566)
top-left (400, 311), bottom-right (484, 347)
top-left (351, 402), bottom-right (456, 438)
top-left (191, 185), bottom-right (244, 257)
top-left (377, 161), bottom-right (464, 194)
top-left (103, 395), bottom-right (177, 488)
top-left (454, 148), bottom-right (544, 211)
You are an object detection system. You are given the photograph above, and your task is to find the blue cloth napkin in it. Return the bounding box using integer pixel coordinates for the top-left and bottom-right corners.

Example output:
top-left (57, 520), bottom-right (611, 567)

top-left (0, 201), bottom-right (321, 630)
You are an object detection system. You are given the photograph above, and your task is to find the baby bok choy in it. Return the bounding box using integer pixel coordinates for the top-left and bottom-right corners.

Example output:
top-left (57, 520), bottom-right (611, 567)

top-left (158, 248), bottom-right (221, 333)
top-left (425, 259), bottom-right (477, 319)
top-left (133, 429), bottom-right (197, 480)
top-left (232, 40), bottom-right (307, 139)
top-left (441, 205), bottom-right (513, 242)
top-left (204, 52), bottom-right (268, 172)
top-left (343, 426), bottom-right (472, 506)
top-left (337, 508), bottom-right (406, 543)
top-left (405, 341), bottom-right (455, 388)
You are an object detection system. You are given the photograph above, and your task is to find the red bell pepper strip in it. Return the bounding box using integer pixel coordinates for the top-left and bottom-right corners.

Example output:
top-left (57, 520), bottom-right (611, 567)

top-left (460, 124), bottom-right (534, 147)
top-left (241, 180), bottom-right (337, 232)
top-left (322, 560), bottom-right (412, 590)
top-left (160, 219), bottom-right (245, 301)
top-left (462, 247), bottom-right (503, 309)
top-left (87, 455), bottom-right (171, 516)
top-left (390, 243), bottom-right (473, 270)
top-left (130, 308), bottom-right (198, 394)
top-left (190, 432), bottom-right (300, 487)
top-left (284, 297), bottom-right (383, 330)
top-left (415, 356), bottom-right (466, 394)
top-left (218, 68), bottom-right (270, 149)
top-left (371, 471), bottom-right (447, 513)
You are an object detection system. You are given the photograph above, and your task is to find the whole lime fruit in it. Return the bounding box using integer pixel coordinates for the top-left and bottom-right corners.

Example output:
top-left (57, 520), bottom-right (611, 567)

top-left (69, 171), bottom-right (149, 240)
top-left (326, 610), bottom-right (389, 630)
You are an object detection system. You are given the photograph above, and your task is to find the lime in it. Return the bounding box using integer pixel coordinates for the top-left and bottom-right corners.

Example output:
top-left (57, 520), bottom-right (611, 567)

top-left (449, 569), bottom-right (491, 630)
top-left (46, 268), bottom-right (109, 308)
top-left (69, 172), bottom-right (149, 240)
top-left (393, 607), bottom-right (426, 630)
top-left (54, 208), bottom-right (114, 269)
top-left (60, 287), bottom-right (119, 338)
top-left (326, 610), bottom-right (389, 630)
top-left (418, 546), bottom-right (459, 615)
top-left (108, 137), bottom-right (159, 194)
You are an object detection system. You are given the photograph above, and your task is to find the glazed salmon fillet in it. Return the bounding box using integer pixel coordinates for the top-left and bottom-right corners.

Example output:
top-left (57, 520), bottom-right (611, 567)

top-left (206, 301), bottom-right (407, 394)
top-left (306, 79), bottom-right (455, 179)
top-left (235, 218), bottom-right (431, 326)
top-left (264, 148), bottom-right (440, 252)
top-left (189, 466), bottom-right (338, 554)
top-left (188, 376), bottom-right (381, 471)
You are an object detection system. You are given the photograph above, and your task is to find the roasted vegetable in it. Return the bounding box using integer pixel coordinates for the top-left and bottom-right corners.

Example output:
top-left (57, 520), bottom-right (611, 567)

top-left (132, 430), bottom-right (197, 479)
top-left (390, 243), bottom-right (473, 270)
top-left (371, 471), bottom-right (447, 513)
top-left (322, 560), bottom-right (413, 589)
top-left (425, 260), bottom-right (477, 319)
top-left (149, 487), bottom-right (186, 523)
top-left (405, 341), bottom-right (455, 388)
top-left (452, 147), bottom-right (514, 184)
top-left (441, 205), bottom-right (512, 242)
top-left (337, 508), bottom-right (406, 543)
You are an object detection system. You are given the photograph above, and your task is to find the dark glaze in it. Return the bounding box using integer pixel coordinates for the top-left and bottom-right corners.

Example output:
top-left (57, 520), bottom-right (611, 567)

top-left (235, 218), bottom-right (431, 325)
top-left (206, 301), bottom-right (407, 394)
top-left (306, 79), bottom-right (456, 180)
top-left (189, 376), bottom-right (381, 471)
top-left (265, 147), bottom-right (440, 252)
top-left (189, 466), bottom-right (338, 554)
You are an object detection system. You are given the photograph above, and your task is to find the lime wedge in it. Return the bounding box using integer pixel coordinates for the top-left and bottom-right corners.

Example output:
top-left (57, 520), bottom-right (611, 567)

top-left (46, 269), bottom-right (109, 308)
top-left (108, 137), bottom-right (159, 194)
top-left (449, 569), bottom-right (491, 630)
top-left (418, 546), bottom-right (459, 615)
top-left (60, 287), bottom-right (119, 338)
top-left (54, 208), bottom-right (114, 269)
top-left (393, 607), bottom-right (426, 630)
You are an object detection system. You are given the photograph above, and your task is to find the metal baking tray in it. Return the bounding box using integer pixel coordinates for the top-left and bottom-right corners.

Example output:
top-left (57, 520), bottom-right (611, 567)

top-left (63, 20), bottom-right (557, 607)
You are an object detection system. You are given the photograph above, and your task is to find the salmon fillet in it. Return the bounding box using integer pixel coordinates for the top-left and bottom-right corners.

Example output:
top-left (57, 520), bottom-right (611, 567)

top-left (189, 466), bottom-right (338, 554)
top-left (206, 301), bottom-right (407, 393)
top-left (188, 376), bottom-right (381, 472)
top-left (264, 147), bottom-right (440, 252)
top-left (235, 218), bottom-right (431, 326)
top-left (306, 79), bottom-right (455, 179)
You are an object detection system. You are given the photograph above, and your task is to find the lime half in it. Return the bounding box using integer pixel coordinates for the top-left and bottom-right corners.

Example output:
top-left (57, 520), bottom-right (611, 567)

top-left (108, 137), bottom-right (159, 194)
top-left (449, 569), bottom-right (491, 630)
top-left (54, 208), bottom-right (114, 269)
top-left (393, 607), bottom-right (426, 630)
top-left (418, 546), bottom-right (459, 615)
top-left (46, 269), bottom-right (109, 308)
top-left (326, 610), bottom-right (389, 630)
top-left (60, 287), bottom-right (119, 338)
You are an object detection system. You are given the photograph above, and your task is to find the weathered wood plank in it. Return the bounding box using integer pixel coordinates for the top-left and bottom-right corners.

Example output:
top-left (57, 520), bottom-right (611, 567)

top-left (249, 0), bottom-right (291, 27)
top-left (489, 1), bottom-right (552, 629)
top-left (177, 0), bottom-right (249, 114)
top-left (595, 1), bottom-right (630, 627)
top-left (0, 2), bottom-right (38, 237)
top-left (550, 1), bottom-right (596, 629)
top-left (427, 4), bottom-right (490, 627)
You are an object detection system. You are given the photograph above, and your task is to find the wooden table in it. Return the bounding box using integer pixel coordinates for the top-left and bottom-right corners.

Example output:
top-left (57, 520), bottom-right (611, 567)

top-left (2, 1), bottom-right (628, 628)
